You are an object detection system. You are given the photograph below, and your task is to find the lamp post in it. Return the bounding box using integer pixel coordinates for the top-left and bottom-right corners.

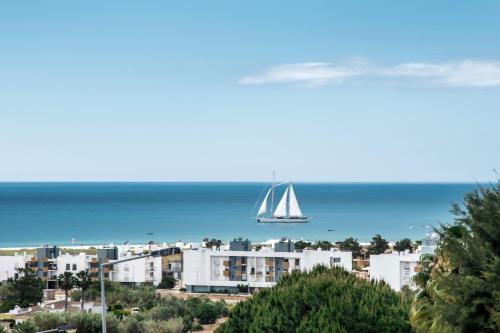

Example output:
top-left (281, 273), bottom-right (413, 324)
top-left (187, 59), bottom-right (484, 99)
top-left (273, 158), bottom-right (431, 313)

top-left (100, 249), bottom-right (170, 333)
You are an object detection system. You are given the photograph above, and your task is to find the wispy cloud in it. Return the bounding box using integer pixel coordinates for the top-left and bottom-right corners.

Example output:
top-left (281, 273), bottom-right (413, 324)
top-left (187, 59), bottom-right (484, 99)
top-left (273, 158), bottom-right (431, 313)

top-left (238, 62), bottom-right (360, 86)
top-left (239, 59), bottom-right (500, 87)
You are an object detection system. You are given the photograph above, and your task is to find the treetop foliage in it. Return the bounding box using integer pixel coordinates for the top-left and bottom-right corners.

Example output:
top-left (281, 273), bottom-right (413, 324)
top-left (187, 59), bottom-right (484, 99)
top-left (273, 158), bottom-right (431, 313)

top-left (411, 181), bottom-right (500, 333)
top-left (216, 266), bottom-right (412, 333)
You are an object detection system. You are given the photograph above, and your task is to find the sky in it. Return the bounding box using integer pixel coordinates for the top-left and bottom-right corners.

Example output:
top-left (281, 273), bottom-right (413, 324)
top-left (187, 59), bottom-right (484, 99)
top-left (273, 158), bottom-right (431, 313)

top-left (1, 1), bottom-right (499, 182)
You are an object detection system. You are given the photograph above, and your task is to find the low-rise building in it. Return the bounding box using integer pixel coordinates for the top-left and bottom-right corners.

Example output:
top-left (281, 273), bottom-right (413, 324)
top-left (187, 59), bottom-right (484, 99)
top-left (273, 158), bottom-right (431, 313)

top-left (183, 238), bottom-right (352, 293)
top-left (369, 233), bottom-right (439, 291)
top-left (369, 252), bottom-right (420, 291)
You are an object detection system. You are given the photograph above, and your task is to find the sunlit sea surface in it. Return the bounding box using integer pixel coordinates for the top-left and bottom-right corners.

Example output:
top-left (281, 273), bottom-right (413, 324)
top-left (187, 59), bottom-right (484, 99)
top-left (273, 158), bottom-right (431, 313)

top-left (0, 182), bottom-right (477, 247)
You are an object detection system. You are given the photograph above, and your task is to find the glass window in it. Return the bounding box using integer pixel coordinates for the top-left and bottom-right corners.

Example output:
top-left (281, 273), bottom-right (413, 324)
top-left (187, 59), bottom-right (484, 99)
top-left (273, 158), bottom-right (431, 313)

top-left (66, 263), bottom-right (70, 270)
top-left (72, 264), bottom-right (77, 270)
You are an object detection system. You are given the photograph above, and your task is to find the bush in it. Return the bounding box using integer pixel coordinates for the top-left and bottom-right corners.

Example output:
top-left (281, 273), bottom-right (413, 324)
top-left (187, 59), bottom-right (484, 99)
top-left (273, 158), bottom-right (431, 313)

top-left (179, 287), bottom-right (186, 292)
top-left (0, 325), bottom-right (6, 333)
top-left (217, 266), bottom-right (411, 333)
top-left (158, 275), bottom-right (176, 289)
top-left (195, 302), bottom-right (219, 325)
top-left (13, 321), bottom-right (36, 333)
top-left (191, 322), bottom-right (203, 331)
top-left (0, 300), bottom-right (15, 313)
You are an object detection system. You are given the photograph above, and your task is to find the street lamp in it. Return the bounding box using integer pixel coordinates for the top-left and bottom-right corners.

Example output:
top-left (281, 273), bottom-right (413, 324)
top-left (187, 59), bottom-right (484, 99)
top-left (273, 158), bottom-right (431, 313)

top-left (100, 249), bottom-right (171, 333)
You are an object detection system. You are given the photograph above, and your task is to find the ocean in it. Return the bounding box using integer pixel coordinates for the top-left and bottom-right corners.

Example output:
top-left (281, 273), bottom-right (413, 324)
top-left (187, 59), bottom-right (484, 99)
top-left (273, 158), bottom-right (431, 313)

top-left (0, 182), bottom-right (477, 247)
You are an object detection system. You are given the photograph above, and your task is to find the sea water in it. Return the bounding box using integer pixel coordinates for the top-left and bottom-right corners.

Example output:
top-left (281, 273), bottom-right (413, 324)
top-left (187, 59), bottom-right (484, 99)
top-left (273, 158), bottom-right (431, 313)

top-left (0, 182), bottom-right (477, 247)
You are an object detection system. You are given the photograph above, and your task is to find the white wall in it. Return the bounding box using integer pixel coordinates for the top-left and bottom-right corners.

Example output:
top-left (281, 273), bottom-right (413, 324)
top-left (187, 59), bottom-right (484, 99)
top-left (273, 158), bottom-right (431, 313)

top-left (56, 253), bottom-right (88, 275)
top-left (183, 248), bottom-right (352, 289)
top-left (113, 255), bottom-right (163, 285)
top-left (0, 255), bottom-right (27, 281)
top-left (370, 253), bottom-right (420, 291)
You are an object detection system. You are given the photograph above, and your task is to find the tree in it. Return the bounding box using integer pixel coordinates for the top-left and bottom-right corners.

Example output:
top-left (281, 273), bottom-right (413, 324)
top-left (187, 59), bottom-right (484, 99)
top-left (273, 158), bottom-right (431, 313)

top-left (411, 182), bottom-right (500, 333)
top-left (337, 237), bottom-right (363, 258)
top-left (293, 241), bottom-right (312, 251)
top-left (76, 270), bottom-right (92, 311)
top-left (195, 302), bottom-right (219, 325)
top-left (368, 234), bottom-right (389, 256)
top-left (1, 268), bottom-right (43, 309)
top-left (217, 266), bottom-right (412, 333)
top-left (157, 275), bottom-right (176, 289)
top-left (312, 240), bottom-right (334, 250)
top-left (205, 239), bottom-right (222, 250)
top-left (57, 272), bottom-right (77, 312)
top-left (393, 238), bottom-right (413, 254)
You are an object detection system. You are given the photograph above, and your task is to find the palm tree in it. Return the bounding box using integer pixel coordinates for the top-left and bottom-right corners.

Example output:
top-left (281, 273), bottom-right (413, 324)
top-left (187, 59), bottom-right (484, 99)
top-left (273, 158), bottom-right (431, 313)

top-left (57, 271), bottom-right (77, 312)
top-left (76, 270), bottom-right (92, 311)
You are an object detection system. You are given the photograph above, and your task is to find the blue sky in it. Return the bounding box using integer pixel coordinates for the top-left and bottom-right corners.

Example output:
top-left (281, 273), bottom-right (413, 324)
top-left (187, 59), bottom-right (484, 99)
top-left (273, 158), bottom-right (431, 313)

top-left (1, 1), bottom-right (499, 182)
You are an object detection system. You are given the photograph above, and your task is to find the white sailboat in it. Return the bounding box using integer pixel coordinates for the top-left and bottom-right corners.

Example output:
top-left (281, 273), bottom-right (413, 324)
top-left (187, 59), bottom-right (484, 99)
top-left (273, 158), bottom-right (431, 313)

top-left (256, 176), bottom-right (311, 223)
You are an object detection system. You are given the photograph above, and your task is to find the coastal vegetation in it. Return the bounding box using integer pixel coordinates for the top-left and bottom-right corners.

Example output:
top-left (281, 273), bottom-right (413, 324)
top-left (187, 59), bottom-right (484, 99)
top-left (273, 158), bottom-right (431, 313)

top-left (10, 294), bottom-right (228, 333)
top-left (216, 266), bottom-right (412, 333)
top-left (410, 182), bottom-right (500, 333)
top-left (367, 234), bottom-right (389, 256)
top-left (158, 275), bottom-right (176, 289)
top-left (337, 237), bottom-right (363, 258)
top-left (0, 269), bottom-right (43, 311)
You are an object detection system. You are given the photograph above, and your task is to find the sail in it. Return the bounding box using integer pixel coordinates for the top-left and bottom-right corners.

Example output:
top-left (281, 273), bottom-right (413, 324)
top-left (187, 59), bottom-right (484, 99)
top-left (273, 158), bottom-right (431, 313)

top-left (273, 187), bottom-right (289, 217)
top-left (257, 188), bottom-right (271, 216)
top-left (288, 184), bottom-right (303, 217)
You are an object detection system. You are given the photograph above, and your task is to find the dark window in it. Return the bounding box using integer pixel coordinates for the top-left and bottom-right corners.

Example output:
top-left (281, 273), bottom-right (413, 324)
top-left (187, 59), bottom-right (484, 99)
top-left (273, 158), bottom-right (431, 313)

top-left (72, 264), bottom-right (77, 271)
top-left (333, 257), bottom-right (341, 263)
top-left (295, 259), bottom-right (300, 265)
top-left (66, 264), bottom-right (70, 270)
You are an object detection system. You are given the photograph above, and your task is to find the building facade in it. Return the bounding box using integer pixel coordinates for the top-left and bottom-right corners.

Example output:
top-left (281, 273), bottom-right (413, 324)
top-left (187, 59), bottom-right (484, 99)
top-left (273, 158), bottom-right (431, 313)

top-left (183, 239), bottom-right (352, 293)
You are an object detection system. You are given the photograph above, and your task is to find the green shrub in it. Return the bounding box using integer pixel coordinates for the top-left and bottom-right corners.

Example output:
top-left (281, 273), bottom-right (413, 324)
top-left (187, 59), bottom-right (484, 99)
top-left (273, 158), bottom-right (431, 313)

top-left (158, 276), bottom-right (176, 289)
top-left (217, 266), bottom-right (411, 333)
top-left (195, 302), bottom-right (219, 325)
top-left (191, 322), bottom-right (203, 331)
top-left (0, 300), bottom-right (15, 313)
top-left (13, 321), bottom-right (36, 333)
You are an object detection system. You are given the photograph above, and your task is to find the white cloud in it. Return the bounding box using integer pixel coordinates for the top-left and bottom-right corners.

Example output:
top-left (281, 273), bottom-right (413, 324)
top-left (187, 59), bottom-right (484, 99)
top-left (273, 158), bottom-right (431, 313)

top-left (238, 62), bottom-right (360, 86)
top-left (240, 59), bottom-right (500, 87)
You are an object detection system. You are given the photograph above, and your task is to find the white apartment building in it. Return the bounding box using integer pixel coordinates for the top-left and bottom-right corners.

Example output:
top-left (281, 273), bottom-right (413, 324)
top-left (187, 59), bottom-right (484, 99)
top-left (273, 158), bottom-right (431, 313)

top-left (0, 245), bottom-right (180, 287)
top-left (369, 252), bottom-right (420, 291)
top-left (0, 254), bottom-right (28, 281)
top-left (369, 233), bottom-right (439, 291)
top-left (56, 253), bottom-right (89, 276)
top-left (183, 239), bottom-right (352, 293)
top-left (113, 255), bottom-right (163, 286)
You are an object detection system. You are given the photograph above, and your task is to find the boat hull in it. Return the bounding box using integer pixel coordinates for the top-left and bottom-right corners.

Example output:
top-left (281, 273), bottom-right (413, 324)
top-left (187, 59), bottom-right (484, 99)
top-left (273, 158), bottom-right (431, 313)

top-left (256, 217), bottom-right (311, 223)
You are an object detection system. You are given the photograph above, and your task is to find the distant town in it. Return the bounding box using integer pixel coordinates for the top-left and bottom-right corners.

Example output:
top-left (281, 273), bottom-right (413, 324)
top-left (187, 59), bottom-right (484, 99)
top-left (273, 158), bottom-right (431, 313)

top-left (0, 232), bottom-right (438, 329)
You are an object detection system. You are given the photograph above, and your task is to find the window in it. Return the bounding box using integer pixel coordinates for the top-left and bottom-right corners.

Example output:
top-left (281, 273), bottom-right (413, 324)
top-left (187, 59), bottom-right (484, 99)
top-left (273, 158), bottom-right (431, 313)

top-left (333, 257), bottom-right (341, 263)
top-left (150, 272), bottom-right (154, 278)
top-left (72, 264), bottom-right (77, 271)
top-left (295, 259), bottom-right (300, 266)
top-left (66, 264), bottom-right (70, 270)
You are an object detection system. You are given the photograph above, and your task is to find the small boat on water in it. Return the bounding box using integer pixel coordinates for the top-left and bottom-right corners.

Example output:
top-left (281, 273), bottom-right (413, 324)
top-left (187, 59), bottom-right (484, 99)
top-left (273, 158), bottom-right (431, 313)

top-left (255, 174), bottom-right (311, 223)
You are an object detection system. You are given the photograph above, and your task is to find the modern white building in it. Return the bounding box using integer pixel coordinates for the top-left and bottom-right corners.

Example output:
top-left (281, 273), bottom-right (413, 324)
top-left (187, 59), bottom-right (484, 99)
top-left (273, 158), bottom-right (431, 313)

top-left (0, 244), bottom-right (181, 287)
top-left (183, 238), bottom-right (352, 293)
top-left (369, 233), bottom-right (439, 291)
top-left (113, 255), bottom-right (163, 285)
top-left (369, 252), bottom-right (420, 291)
top-left (56, 253), bottom-right (89, 276)
top-left (0, 253), bottom-right (29, 281)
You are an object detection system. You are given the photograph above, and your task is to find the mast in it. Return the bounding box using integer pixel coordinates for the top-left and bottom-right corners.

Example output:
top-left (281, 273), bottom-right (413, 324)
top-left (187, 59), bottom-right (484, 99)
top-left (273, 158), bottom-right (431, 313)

top-left (270, 171), bottom-right (275, 216)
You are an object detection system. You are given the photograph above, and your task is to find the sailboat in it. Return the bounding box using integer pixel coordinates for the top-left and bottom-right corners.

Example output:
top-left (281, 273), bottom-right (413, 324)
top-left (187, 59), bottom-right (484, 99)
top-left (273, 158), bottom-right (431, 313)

top-left (256, 177), bottom-right (311, 223)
